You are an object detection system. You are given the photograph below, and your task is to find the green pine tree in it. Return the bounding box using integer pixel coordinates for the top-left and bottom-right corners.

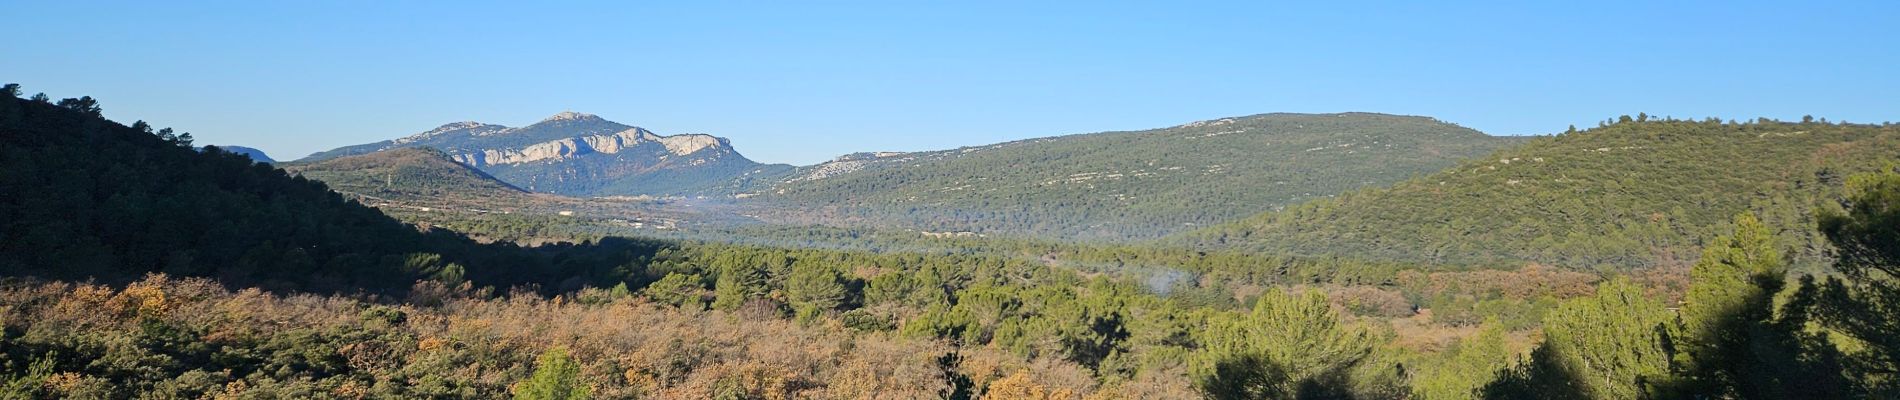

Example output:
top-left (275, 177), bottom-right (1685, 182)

top-left (1195, 287), bottom-right (1375, 399)
top-left (785, 264), bottom-right (848, 322)
top-left (1812, 170), bottom-right (1900, 396)
top-left (1541, 276), bottom-right (1677, 400)
top-left (645, 272), bottom-right (705, 310)
top-left (516, 347), bottom-right (590, 400)
top-left (1677, 212), bottom-right (1850, 399)
top-left (1414, 318), bottom-right (1513, 400)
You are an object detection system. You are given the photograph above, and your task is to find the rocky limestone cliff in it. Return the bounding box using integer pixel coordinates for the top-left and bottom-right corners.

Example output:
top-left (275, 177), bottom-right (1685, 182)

top-left (446, 127), bottom-right (729, 166)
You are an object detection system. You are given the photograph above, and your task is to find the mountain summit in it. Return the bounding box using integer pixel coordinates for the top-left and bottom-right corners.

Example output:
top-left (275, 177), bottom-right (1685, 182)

top-left (302, 113), bottom-right (785, 196)
top-left (540, 111), bottom-right (603, 123)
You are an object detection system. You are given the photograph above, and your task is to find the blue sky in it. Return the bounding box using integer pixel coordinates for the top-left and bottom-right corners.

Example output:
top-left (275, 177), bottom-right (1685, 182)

top-left (5, 1), bottom-right (1896, 165)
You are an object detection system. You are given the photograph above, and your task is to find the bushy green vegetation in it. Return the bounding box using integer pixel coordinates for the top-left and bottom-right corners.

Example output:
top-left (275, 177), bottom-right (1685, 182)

top-left (1187, 116), bottom-right (1900, 270)
top-left (754, 112), bottom-right (1523, 240)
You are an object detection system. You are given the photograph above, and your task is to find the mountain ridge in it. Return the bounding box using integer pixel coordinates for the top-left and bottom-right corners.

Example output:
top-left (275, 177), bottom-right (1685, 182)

top-left (732, 112), bottom-right (1529, 240)
top-left (303, 112), bottom-right (785, 197)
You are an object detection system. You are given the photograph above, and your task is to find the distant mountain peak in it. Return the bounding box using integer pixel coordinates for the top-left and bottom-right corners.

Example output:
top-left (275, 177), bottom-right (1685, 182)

top-left (540, 111), bottom-right (602, 123)
top-left (428, 121), bottom-right (497, 133)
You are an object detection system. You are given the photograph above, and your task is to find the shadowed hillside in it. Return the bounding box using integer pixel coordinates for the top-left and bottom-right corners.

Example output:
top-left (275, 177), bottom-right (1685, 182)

top-left (0, 90), bottom-right (666, 294)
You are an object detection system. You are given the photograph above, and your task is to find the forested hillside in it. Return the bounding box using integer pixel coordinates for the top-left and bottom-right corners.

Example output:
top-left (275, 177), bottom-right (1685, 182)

top-left (750, 113), bottom-right (1525, 240)
top-left (0, 88), bottom-right (664, 294)
top-left (1185, 116), bottom-right (1900, 270)
top-left (284, 147), bottom-right (537, 210)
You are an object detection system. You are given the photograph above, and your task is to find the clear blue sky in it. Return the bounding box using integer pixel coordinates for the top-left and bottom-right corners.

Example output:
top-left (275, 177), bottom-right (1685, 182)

top-left (5, 1), bottom-right (1896, 165)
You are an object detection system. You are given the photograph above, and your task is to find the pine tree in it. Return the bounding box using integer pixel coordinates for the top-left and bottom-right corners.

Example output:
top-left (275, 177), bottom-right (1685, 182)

top-left (644, 272), bottom-right (705, 310)
top-left (1542, 276), bottom-right (1677, 400)
top-left (1678, 213), bottom-right (1848, 399)
top-left (516, 347), bottom-right (590, 400)
top-left (785, 264), bottom-right (847, 321)
top-left (711, 270), bottom-right (749, 311)
top-left (1195, 287), bottom-right (1374, 399)
top-left (55, 96), bottom-right (101, 116)
top-left (1682, 213), bottom-right (1782, 338)
top-left (1812, 170), bottom-right (1900, 396)
top-left (1414, 318), bottom-right (1513, 400)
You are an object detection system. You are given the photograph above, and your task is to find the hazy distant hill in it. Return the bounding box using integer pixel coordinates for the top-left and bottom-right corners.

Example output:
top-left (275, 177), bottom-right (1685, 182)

top-left (304, 112), bottom-right (790, 196)
top-left (211, 145), bottom-right (274, 163)
top-left (1182, 117), bottom-right (1900, 269)
top-left (745, 113), bottom-right (1526, 240)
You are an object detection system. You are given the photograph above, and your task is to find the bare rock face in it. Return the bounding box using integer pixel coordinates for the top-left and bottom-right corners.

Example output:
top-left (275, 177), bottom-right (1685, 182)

top-left (656, 134), bottom-right (724, 156)
top-left (449, 127), bottom-right (726, 166)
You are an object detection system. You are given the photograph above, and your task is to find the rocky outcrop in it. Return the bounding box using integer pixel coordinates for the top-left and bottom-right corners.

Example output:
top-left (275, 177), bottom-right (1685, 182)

top-left (446, 127), bottom-right (728, 166)
top-left (657, 134), bottom-right (724, 156)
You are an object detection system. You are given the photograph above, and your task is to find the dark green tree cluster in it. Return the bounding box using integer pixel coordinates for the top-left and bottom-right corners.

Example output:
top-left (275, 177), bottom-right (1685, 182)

top-left (1194, 287), bottom-right (1396, 399)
